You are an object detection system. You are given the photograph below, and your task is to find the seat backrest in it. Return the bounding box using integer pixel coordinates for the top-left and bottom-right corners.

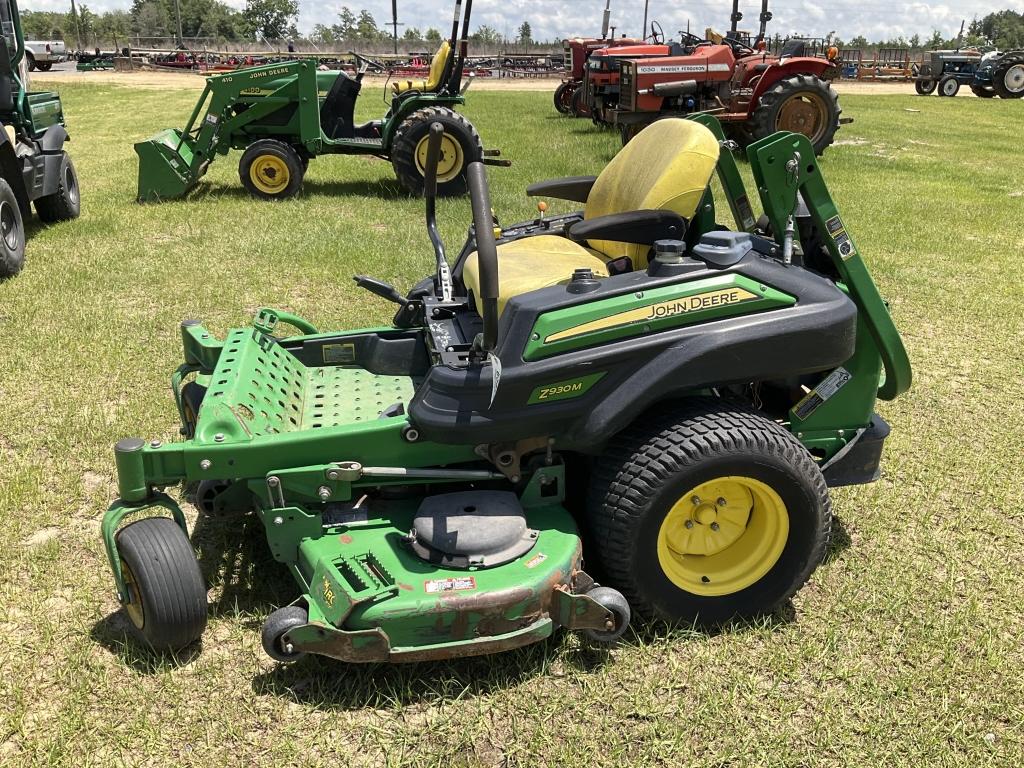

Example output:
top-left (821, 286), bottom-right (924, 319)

top-left (425, 41), bottom-right (452, 91)
top-left (584, 119), bottom-right (719, 268)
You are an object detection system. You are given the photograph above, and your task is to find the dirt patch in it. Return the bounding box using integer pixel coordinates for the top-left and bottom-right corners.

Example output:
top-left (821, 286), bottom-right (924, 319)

top-left (23, 527), bottom-right (60, 548)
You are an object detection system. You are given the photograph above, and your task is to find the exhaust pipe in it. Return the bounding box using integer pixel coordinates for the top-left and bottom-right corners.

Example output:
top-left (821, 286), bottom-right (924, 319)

top-left (601, 0), bottom-right (611, 39)
top-left (640, 79), bottom-right (698, 97)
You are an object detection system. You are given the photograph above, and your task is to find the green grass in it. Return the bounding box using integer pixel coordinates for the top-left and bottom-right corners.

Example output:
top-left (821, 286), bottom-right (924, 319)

top-left (1, 81), bottom-right (1023, 766)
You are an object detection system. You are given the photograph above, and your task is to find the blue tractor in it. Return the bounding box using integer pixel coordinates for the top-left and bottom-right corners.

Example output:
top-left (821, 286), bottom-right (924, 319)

top-left (915, 47), bottom-right (1024, 99)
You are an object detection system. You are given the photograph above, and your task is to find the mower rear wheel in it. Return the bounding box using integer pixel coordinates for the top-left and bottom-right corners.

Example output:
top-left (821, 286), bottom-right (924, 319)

top-left (938, 75), bottom-right (960, 97)
top-left (750, 75), bottom-right (840, 155)
top-left (239, 139), bottom-right (304, 200)
top-left (116, 517), bottom-right (208, 651)
top-left (261, 605), bottom-right (309, 662)
top-left (587, 400), bottom-right (832, 627)
top-left (554, 81), bottom-right (575, 114)
top-left (391, 106), bottom-right (482, 196)
top-left (35, 152), bottom-right (81, 223)
top-left (914, 78), bottom-right (936, 95)
top-left (0, 178), bottom-right (26, 279)
top-left (992, 54), bottom-right (1024, 98)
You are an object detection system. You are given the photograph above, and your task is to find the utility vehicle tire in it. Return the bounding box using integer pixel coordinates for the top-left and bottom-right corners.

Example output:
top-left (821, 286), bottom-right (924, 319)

top-left (35, 61), bottom-right (53, 72)
top-left (914, 78), bottom-right (936, 95)
top-left (0, 178), bottom-right (26, 279)
top-left (581, 586), bottom-right (631, 643)
top-left (586, 400), bottom-right (832, 627)
top-left (25, 52), bottom-right (35, 71)
top-left (391, 106), bottom-right (482, 197)
top-left (938, 75), bottom-right (960, 97)
top-left (554, 81), bottom-right (575, 114)
top-left (180, 381), bottom-right (206, 438)
top-left (749, 75), bottom-right (841, 156)
top-left (992, 53), bottom-right (1024, 99)
top-left (116, 517), bottom-right (208, 651)
top-left (239, 139), bottom-right (304, 200)
top-left (261, 605), bottom-right (309, 662)
top-left (35, 152), bottom-right (81, 223)
top-left (970, 84), bottom-right (997, 98)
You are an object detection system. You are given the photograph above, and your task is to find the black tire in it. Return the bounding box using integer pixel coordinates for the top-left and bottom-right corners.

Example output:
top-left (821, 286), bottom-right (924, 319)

top-left (239, 139), bottom-right (304, 200)
top-left (26, 52), bottom-right (35, 72)
top-left (914, 78), bottom-right (936, 95)
top-left (938, 75), bottom-right (960, 97)
top-left (970, 84), bottom-right (997, 98)
top-left (191, 479), bottom-right (234, 515)
top-left (391, 106), bottom-right (482, 197)
top-left (261, 605), bottom-right (309, 662)
top-left (992, 53), bottom-right (1024, 99)
top-left (749, 74), bottom-right (841, 156)
top-left (35, 61), bottom-right (53, 72)
top-left (116, 517), bottom-right (208, 651)
top-left (0, 177), bottom-right (26, 279)
top-left (180, 381), bottom-right (206, 438)
top-left (570, 85), bottom-right (590, 118)
top-left (553, 81), bottom-right (575, 114)
top-left (35, 151), bottom-right (81, 223)
top-left (586, 400), bottom-right (832, 627)
top-left (581, 586), bottom-right (631, 643)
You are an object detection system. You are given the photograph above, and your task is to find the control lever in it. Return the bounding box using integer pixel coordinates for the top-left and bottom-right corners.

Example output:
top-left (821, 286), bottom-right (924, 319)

top-left (781, 151), bottom-right (802, 266)
top-left (353, 275), bottom-right (408, 307)
top-left (422, 122), bottom-right (453, 302)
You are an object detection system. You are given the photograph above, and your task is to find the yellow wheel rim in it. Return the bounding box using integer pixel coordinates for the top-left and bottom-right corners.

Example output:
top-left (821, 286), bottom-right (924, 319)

top-left (414, 132), bottom-right (464, 183)
top-left (248, 154), bottom-right (290, 195)
top-left (775, 91), bottom-right (829, 144)
top-left (121, 560), bottom-right (145, 629)
top-left (657, 476), bottom-right (789, 596)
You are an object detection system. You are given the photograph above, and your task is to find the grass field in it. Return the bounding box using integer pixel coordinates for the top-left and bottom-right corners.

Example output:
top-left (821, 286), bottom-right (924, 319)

top-left (1, 80), bottom-right (1022, 767)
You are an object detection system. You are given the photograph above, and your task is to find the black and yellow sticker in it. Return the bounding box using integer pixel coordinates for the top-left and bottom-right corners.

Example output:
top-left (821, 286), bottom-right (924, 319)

top-left (528, 372), bottom-right (606, 404)
top-left (322, 576), bottom-right (336, 607)
top-left (826, 215), bottom-right (857, 261)
top-left (793, 367), bottom-right (852, 421)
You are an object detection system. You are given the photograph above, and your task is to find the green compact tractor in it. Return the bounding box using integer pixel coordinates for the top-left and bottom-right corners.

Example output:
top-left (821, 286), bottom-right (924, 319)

top-left (102, 116), bottom-right (911, 664)
top-left (0, 0), bottom-right (81, 278)
top-left (135, 0), bottom-right (505, 203)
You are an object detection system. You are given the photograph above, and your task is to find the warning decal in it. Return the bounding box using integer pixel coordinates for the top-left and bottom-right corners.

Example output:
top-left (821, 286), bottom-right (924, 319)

top-left (793, 367), bottom-right (852, 421)
top-left (825, 215), bottom-right (857, 260)
top-left (425, 576), bottom-right (477, 594)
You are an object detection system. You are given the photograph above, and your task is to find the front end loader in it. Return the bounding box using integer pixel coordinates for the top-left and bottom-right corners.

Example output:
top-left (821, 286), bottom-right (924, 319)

top-left (135, 0), bottom-right (506, 203)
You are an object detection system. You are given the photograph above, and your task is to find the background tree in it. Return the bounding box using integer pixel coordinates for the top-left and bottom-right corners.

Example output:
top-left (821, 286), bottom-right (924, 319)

top-left (517, 20), bottom-right (531, 45)
top-left (424, 27), bottom-right (442, 44)
top-left (242, 0), bottom-right (298, 39)
top-left (403, 27), bottom-right (421, 42)
top-left (471, 25), bottom-right (501, 46)
top-left (354, 10), bottom-right (382, 41)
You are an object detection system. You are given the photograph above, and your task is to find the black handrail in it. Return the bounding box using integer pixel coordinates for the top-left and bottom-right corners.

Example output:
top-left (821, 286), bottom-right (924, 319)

top-left (467, 163), bottom-right (498, 352)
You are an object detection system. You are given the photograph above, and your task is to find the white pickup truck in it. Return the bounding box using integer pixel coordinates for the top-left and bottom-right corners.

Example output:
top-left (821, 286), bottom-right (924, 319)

top-left (24, 40), bottom-right (66, 71)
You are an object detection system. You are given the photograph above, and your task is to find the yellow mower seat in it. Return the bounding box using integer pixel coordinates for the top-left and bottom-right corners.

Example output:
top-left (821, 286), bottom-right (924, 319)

top-left (463, 119), bottom-right (720, 315)
top-left (392, 41), bottom-right (452, 94)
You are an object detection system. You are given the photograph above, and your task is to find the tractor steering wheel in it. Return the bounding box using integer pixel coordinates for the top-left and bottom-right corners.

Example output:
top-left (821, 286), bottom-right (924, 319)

top-left (649, 21), bottom-right (665, 45)
top-left (679, 31), bottom-right (713, 48)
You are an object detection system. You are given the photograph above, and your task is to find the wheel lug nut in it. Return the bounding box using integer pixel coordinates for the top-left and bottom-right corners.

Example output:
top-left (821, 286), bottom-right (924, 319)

top-left (684, 520), bottom-right (694, 529)
top-left (716, 497), bottom-right (726, 506)
top-left (710, 522), bottom-right (720, 531)
top-left (691, 495), bottom-right (701, 504)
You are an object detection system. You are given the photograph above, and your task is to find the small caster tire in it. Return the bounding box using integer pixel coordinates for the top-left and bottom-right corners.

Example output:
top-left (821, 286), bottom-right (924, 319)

top-left (582, 586), bottom-right (631, 644)
top-left (180, 381), bottom-right (206, 438)
top-left (191, 479), bottom-right (234, 515)
top-left (262, 605), bottom-right (309, 662)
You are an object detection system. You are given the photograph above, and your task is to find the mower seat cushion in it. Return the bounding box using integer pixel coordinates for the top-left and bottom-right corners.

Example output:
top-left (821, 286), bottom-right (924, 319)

top-left (463, 235), bottom-right (609, 316)
top-left (392, 41), bottom-right (452, 94)
top-left (584, 119), bottom-right (719, 267)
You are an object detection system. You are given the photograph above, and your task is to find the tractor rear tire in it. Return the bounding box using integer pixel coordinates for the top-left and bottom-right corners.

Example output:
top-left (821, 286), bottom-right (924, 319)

top-left (554, 81), bottom-right (575, 114)
top-left (749, 75), bottom-right (840, 156)
top-left (970, 84), bottom-right (997, 98)
top-left (391, 106), bottom-right (482, 197)
top-left (35, 152), bottom-right (81, 223)
top-left (586, 399), bottom-right (832, 627)
top-left (938, 75), bottom-right (960, 97)
top-left (0, 178), bottom-right (26, 279)
top-left (914, 78), bottom-right (936, 95)
top-left (992, 53), bottom-right (1024, 99)
top-left (239, 139), bottom-right (304, 200)
top-left (116, 517), bottom-right (208, 651)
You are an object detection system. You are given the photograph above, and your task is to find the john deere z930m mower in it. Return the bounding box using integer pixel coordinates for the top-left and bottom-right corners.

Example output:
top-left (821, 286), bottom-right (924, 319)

top-left (102, 116), bottom-right (910, 664)
top-left (135, 0), bottom-right (504, 202)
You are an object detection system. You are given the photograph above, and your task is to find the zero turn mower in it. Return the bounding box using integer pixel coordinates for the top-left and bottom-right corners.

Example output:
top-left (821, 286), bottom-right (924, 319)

top-left (134, 0), bottom-right (506, 203)
top-left (102, 116), bottom-right (910, 664)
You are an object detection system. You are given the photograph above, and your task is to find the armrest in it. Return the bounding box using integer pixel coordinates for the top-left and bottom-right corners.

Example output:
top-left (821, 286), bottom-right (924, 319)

top-left (566, 209), bottom-right (687, 245)
top-left (525, 176), bottom-right (598, 204)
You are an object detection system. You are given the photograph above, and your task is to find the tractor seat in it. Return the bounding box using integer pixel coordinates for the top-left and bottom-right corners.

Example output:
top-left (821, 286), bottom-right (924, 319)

top-left (393, 41), bottom-right (451, 94)
top-left (462, 119), bottom-right (720, 316)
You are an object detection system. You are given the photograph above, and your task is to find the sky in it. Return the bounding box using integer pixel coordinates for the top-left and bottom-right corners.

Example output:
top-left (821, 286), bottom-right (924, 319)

top-left (20, 0), bottom-right (1024, 41)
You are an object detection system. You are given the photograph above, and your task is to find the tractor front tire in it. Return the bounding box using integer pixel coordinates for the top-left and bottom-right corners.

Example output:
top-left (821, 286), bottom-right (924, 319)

top-left (570, 86), bottom-right (590, 118)
top-left (239, 139), bottom-right (304, 200)
top-left (116, 517), bottom-right (208, 651)
top-left (749, 75), bottom-right (841, 156)
top-left (992, 53), bottom-right (1024, 99)
top-left (587, 400), bottom-right (832, 627)
top-left (391, 106), bottom-right (482, 197)
top-left (0, 178), bottom-right (26, 279)
top-left (970, 84), bottom-right (997, 98)
top-left (914, 78), bottom-right (936, 95)
top-left (554, 81), bottom-right (575, 114)
top-left (938, 75), bottom-right (960, 97)
top-left (35, 152), bottom-right (81, 223)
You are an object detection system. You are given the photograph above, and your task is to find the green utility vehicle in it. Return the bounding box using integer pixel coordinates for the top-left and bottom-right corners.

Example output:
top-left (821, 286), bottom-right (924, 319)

top-left (102, 116), bottom-right (911, 664)
top-left (0, 0), bottom-right (80, 278)
top-left (135, 0), bottom-right (505, 203)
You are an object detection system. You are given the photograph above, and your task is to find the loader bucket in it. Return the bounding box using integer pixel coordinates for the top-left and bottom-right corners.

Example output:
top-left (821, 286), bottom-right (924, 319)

top-left (135, 128), bottom-right (198, 202)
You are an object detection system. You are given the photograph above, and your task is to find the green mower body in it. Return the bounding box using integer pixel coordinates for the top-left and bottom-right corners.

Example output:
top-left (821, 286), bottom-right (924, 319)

top-left (103, 118), bottom-right (910, 665)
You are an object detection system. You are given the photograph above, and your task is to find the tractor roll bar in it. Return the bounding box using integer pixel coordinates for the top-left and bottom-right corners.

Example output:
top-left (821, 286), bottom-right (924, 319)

top-left (468, 163), bottom-right (499, 352)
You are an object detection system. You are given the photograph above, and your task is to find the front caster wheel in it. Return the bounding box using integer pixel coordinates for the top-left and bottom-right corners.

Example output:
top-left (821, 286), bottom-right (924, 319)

top-left (581, 586), bottom-right (631, 643)
top-left (261, 605), bottom-right (309, 662)
top-left (116, 517), bottom-right (208, 650)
